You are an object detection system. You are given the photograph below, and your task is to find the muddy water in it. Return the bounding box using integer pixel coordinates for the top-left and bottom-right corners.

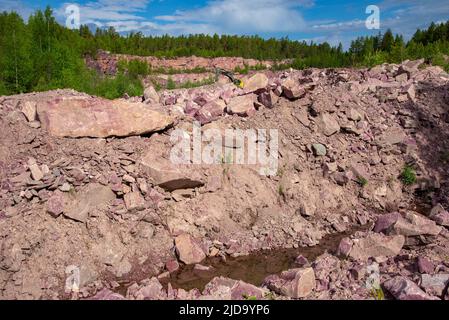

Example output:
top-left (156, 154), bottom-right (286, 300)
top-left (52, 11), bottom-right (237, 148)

top-left (159, 226), bottom-right (365, 291)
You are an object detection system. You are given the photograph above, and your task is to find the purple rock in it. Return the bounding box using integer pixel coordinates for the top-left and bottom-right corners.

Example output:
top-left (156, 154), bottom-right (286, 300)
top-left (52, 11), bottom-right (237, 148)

top-left (416, 257), bottom-right (435, 274)
top-left (336, 237), bottom-right (353, 257)
top-left (87, 288), bottom-right (125, 300)
top-left (374, 212), bottom-right (401, 233)
top-left (383, 276), bottom-right (439, 300)
top-left (295, 255), bottom-right (309, 266)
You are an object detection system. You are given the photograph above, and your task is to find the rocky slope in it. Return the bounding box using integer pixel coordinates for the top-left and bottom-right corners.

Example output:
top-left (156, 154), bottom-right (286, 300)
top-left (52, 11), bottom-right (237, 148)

top-left (86, 50), bottom-right (287, 75)
top-left (0, 59), bottom-right (449, 300)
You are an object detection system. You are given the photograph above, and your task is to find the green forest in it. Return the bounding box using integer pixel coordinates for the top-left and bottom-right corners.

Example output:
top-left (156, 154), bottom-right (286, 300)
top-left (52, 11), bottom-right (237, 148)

top-left (1, 7), bottom-right (449, 98)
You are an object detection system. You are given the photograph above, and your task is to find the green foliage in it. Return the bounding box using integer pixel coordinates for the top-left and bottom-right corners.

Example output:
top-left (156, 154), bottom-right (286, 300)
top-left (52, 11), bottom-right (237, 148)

top-left (264, 292), bottom-right (276, 300)
top-left (242, 294), bottom-right (257, 300)
top-left (178, 77), bottom-right (215, 89)
top-left (150, 66), bottom-right (208, 74)
top-left (118, 59), bottom-right (149, 78)
top-left (278, 185), bottom-right (285, 198)
top-left (157, 76), bottom-right (215, 90)
top-left (400, 165), bottom-right (417, 186)
top-left (166, 77), bottom-right (176, 90)
top-left (370, 287), bottom-right (385, 300)
top-left (357, 177), bottom-right (368, 187)
top-left (234, 64), bottom-right (249, 74)
top-left (1, 7), bottom-right (449, 99)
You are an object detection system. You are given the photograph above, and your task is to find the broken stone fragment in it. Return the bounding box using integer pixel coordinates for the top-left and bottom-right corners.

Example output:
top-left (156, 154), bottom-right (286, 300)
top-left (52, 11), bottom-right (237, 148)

top-left (389, 211), bottom-right (442, 237)
top-left (383, 276), bottom-right (439, 300)
top-left (295, 255), bottom-right (309, 267)
top-left (143, 86), bottom-right (160, 104)
top-left (140, 152), bottom-right (204, 192)
top-left (203, 277), bottom-right (267, 300)
top-left (419, 273), bottom-right (449, 296)
top-left (174, 233), bottom-right (206, 265)
top-left (127, 277), bottom-right (167, 300)
top-left (63, 183), bottom-right (116, 222)
top-left (349, 164), bottom-right (369, 182)
top-left (429, 204), bottom-right (449, 227)
top-left (347, 108), bottom-right (363, 121)
top-left (315, 113), bottom-right (340, 136)
top-left (375, 127), bottom-right (406, 147)
top-left (336, 237), bottom-right (353, 257)
top-left (374, 212), bottom-right (401, 233)
top-left (28, 163), bottom-right (44, 181)
top-left (312, 143), bottom-right (326, 156)
top-left (416, 257), bottom-right (435, 274)
top-left (282, 78), bottom-right (305, 99)
top-left (195, 99), bottom-right (226, 124)
top-left (20, 100), bottom-right (37, 122)
top-left (86, 288), bottom-right (125, 300)
top-left (165, 259), bottom-right (180, 273)
top-left (46, 190), bottom-right (66, 217)
top-left (124, 191), bottom-right (146, 212)
top-left (226, 94), bottom-right (257, 116)
top-left (406, 84), bottom-right (416, 102)
top-left (258, 90), bottom-right (279, 108)
top-left (243, 73), bottom-right (268, 93)
top-left (348, 233), bottom-right (405, 261)
top-left (395, 73), bottom-right (408, 83)
top-left (264, 267), bottom-right (316, 299)
top-left (37, 97), bottom-right (174, 138)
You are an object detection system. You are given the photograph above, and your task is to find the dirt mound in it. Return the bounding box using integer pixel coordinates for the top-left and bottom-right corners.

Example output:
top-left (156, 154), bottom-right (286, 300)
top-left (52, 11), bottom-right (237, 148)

top-left (1, 60), bottom-right (449, 300)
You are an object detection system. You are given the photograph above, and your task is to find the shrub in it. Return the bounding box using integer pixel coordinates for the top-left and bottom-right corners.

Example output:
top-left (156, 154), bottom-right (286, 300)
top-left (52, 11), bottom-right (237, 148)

top-left (400, 165), bottom-right (417, 185)
top-left (357, 177), bottom-right (368, 187)
top-left (166, 77), bottom-right (176, 90)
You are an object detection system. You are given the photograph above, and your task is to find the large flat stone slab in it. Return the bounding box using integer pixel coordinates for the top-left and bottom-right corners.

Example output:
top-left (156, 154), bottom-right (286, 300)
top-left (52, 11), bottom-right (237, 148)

top-left (37, 97), bottom-right (173, 138)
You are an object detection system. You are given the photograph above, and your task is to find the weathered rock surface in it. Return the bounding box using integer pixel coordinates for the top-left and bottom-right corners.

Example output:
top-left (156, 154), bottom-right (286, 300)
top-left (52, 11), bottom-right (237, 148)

top-left (429, 204), bottom-right (449, 227)
top-left (37, 98), bottom-right (174, 138)
top-left (264, 267), bottom-right (316, 298)
top-left (203, 277), bottom-right (268, 300)
top-left (143, 86), bottom-right (160, 104)
top-left (243, 73), bottom-right (268, 93)
top-left (226, 94), bottom-right (257, 116)
top-left (282, 78), bottom-right (305, 99)
top-left (389, 212), bottom-right (442, 237)
top-left (384, 276), bottom-right (439, 300)
top-left (348, 233), bottom-right (405, 261)
top-left (140, 152), bottom-right (204, 191)
top-left (63, 183), bottom-right (116, 222)
top-left (315, 113), bottom-right (340, 136)
top-left (175, 234), bottom-right (206, 265)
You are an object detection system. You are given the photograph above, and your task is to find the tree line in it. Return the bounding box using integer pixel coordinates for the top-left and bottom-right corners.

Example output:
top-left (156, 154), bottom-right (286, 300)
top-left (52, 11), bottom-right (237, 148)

top-left (1, 7), bottom-right (449, 98)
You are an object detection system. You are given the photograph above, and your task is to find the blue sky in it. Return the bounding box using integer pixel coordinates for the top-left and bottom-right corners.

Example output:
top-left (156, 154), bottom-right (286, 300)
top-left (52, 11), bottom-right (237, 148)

top-left (2, 0), bottom-right (449, 48)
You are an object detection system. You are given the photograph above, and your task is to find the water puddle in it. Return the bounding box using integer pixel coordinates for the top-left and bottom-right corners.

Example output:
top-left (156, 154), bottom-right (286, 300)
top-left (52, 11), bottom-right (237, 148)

top-left (159, 225), bottom-right (365, 291)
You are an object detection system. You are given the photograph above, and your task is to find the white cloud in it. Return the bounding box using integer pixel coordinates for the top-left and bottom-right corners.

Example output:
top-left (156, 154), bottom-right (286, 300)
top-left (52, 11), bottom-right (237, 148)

top-left (154, 0), bottom-right (312, 34)
top-left (52, 0), bottom-right (314, 36)
top-left (0, 0), bottom-right (36, 20)
top-left (56, 0), bottom-right (151, 24)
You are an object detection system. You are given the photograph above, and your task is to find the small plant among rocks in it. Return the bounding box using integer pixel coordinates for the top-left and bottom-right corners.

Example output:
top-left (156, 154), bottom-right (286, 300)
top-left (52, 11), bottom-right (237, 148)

top-left (370, 287), bottom-right (385, 300)
top-left (242, 294), bottom-right (257, 300)
top-left (264, 292), bottom-right (276, 300)
top-left (278, 184), bottom-right (285, 199)
top-left (357, 177), bottom-right (368, 187)
top-left (400, 165), bottom-right (417, 185)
